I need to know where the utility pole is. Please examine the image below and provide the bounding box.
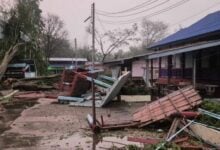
[91,3,96,128]
[74,38,78,69]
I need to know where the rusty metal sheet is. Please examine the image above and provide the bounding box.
[69,72,131,107]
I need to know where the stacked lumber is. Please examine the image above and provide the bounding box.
[133,86,202,127]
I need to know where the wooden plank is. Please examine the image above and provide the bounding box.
[147,104,154,121]
[137,96,201,123]
[158,100,168,118]
[167,95,180,112]
[134,90,200,120]
[133,91,199,121]
[133,87,202,126]
[134,87,194,114]
[178,87,193,108]
[166,118,181,140]
[127,137,160,144]
[139,100,202,125]
[189,123,220,147]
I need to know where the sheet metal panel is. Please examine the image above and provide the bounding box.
[150,11,220,48]
[148,40,220,59]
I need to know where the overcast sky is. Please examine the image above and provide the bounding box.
[0,0,200,48]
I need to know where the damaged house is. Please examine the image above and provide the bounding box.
[104,11,220,97]
[147,11,220,96]
[103,53,157,87]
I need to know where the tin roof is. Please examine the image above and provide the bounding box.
[150,11,220,49]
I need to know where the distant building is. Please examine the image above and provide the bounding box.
[103,52,155,87]
[48,57,88,74]
[5,59,37,79]
[85,62,103,71]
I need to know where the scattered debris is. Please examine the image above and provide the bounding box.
[133,86,202,127]
[0,90,19,101]
[198,100,220,127]
[189,122,220,148]
[59,69,93,95]
[166,118,181,140]
[70,72,130,107]
[12,74,60,91]
[120,95,151,102]
[156,120,195,150]
[14,91,46,100]
[127,137,160,144]
[198,108,220,120]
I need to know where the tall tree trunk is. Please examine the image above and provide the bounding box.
[0,43,23,81]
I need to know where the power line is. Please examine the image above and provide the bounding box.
[170,2,220,27]
[96,0,169,18]
[96,15,107,33]
[98,0,190,25]
[96,0,158,15]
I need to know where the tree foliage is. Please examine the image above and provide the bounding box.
[141,18,168,47]
[41,13,70,62]
[87,23,138,62]
[0,0,45,80]
[85,18,168,62]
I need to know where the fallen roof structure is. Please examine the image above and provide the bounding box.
[58,69,131,107]
[68,71,131,107]
[133,86,202,127]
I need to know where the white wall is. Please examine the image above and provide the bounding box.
[132,60,146,77]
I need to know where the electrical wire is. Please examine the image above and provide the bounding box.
[96,15,107,33]
[98,0,190,25]
[170,2,220,27]
[96,0,158,15]
[96,0,169,18]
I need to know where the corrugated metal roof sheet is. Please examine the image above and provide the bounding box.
[148,40,220,59]
[150,11,220,48]
[49,58,88,62]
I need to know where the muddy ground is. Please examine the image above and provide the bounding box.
[0,97,165,150]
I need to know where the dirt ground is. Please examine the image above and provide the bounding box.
[0,96,165,150]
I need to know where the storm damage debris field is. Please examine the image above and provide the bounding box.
[0,97,149,149]
[133,86,202,127]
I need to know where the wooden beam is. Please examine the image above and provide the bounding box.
[193,56,196,88]
[159,57,162,78]
[181,53,185,78]
[150,59,153,83]
[168,55,172,84]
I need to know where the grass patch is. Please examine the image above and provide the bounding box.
[197,100,220,127]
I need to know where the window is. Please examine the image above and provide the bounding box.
[30,65,36,72]
[173,54,181,68]
[161,57,168,68]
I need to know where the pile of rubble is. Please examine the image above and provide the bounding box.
[86,86,220,149]
[58,69,130,107]
[1,69,219,149]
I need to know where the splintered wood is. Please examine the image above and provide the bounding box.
[133,86,202,127]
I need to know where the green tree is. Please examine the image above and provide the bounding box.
[0,0,45,80]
